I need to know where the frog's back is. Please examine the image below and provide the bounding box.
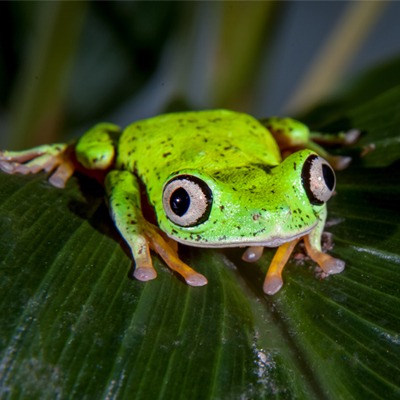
[117,109,281,183]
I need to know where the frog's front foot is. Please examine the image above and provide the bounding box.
[145,226,208,286]
[0,144,74,188]
[243,233,345,295]
[131,231,209,286]
[304,236,345,274]
[262,239,301,296]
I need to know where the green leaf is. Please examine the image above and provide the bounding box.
[1,65,400,399]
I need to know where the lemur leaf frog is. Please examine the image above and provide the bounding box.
[0,110,358,295]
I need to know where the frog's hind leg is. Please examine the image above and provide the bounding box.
[0,144,74,188]
[260,117,360,170]
[105,170,208,287]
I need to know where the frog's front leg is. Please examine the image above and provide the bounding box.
[303,206,345,275]
[105,170,208,286]
[0,143,74,188]
[244,206,344,296]
[261,117,359,170]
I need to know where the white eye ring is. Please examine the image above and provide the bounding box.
[162,175,213,227]
[302,155,336,204]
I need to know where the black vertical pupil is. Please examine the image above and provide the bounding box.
[322,164,335,191]
[170,188,190,216]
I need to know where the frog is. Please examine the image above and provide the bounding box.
[0,110,357,295]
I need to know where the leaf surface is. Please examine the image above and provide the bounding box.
[1,62,400,399]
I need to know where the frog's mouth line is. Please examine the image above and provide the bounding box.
[168,224,316,249]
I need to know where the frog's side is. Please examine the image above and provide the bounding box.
[0,110,353,295]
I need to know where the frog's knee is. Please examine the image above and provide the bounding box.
[261,117,310,149]
[76,123,120,170]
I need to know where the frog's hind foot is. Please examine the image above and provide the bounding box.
[0,144,74,188]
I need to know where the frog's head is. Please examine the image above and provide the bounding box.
[157,150,336,248]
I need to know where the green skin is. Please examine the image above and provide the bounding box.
[0,109,345,295]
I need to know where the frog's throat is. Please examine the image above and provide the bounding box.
[167,224,316,249]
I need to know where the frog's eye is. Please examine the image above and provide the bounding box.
[162,175,213,227]
[302,155,336,205]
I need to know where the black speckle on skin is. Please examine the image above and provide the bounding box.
[294,162,297,170]
[219,205,225,212]
[237,226,241,230]
[218,235,227,241]
[163,152,172,158]
[232,187,237,191]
